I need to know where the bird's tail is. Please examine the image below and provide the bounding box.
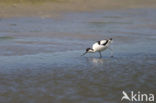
[109,38,113,43]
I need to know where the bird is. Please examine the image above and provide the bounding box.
[81,38,113,58]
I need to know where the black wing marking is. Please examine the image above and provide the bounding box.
[97,41,101,45]
[102,40,109,46]
[97,40,109,45]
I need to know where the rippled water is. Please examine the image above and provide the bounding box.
[0,8,156,103]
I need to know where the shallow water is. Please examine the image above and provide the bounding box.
[0,8,156,103]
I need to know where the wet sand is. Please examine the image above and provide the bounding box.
[0,1,156,103]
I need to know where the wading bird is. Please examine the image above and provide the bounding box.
[81,38,113,58]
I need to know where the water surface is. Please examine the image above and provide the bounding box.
[0,8,156,103]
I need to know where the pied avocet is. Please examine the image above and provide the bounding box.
[81,38,113,58]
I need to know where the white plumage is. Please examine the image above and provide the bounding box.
[81,38,113,58]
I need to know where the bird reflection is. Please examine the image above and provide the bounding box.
[85,57,106,65]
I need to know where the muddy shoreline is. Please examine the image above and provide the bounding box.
[0,0,156,18]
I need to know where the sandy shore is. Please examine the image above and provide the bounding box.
[0,0,156,18]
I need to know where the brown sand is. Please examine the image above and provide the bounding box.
[0,0,156,18]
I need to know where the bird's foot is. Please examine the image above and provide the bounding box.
[99,56,102,58]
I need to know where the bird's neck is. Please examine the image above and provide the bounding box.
[89,49,95,53]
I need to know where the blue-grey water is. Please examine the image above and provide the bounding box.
[0,8,156,103]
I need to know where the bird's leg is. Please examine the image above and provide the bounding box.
[108,47,113,57]
[99,52,102,58]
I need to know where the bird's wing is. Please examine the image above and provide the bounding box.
[100,40,108,46]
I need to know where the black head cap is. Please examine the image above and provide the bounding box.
[81,48,91,56]
[110,38,112,40]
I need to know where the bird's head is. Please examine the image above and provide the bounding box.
[81,48,94,56]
